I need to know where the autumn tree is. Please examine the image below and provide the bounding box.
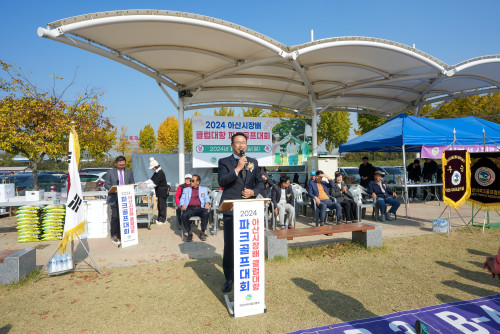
[214,107,235,116]
[428,93,500,123]
[242,107,268,117]
[139,124,156,153]
[115,126,131,156]
[317,111,351,154]
[157,116,178,153]
[355,113,386,135]
[0,60,116,189]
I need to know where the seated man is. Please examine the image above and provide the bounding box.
[180,174,211,242]
[367,170,400,221]
[331,173,358,223]
[271,175,295,230]
[175,174,192,229]
[307,170,342,225]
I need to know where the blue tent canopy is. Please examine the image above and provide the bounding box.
[339,114,500,153]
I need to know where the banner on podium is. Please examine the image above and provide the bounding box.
[117,185,139,248]
[233,200,266,317]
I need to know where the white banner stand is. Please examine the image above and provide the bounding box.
[117,185,139,248]
[220,198,268,317]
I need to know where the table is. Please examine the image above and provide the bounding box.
[0,199,56,217]
[391,183,443,217]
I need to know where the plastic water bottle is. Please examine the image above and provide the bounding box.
[48,257,55,273]
[66,253,73,270]
[397,175,402,185]
[61,254,68,271]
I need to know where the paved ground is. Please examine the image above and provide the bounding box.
[0,200,484,269]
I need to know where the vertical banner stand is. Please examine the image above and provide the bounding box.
[219,198,269,317]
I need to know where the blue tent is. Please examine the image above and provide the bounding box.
[339,114,500,153]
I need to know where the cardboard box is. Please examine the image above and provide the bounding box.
[0,184,15,202]
[26,190,45,201]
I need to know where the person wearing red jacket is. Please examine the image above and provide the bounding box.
[175,174,192,229]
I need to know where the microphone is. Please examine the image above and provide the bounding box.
[239,149,245,157]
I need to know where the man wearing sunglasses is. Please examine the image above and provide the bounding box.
[180,174,211,242]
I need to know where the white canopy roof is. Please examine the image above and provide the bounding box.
[38,9,500,118]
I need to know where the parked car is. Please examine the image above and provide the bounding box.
[60,173,105,191]
[79,168,111,177]
[8,173,65,196]
[339,167,361,184]
[376,166,404,184]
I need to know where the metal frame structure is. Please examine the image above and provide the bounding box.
[37,10,500,183]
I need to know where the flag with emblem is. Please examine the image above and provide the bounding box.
[442,150,471,209]
[59,127,85,253]
[467,152,500,211]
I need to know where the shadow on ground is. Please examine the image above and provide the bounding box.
[292,277,376,322]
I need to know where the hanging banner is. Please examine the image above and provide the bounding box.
[422,144,500,158]
[233,200,266,318]
[468,152,500,211]
[442,150,471,209]
[117,185,139,248]
[192,116,312,168]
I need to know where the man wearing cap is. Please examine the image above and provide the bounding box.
[104,156,135,247]
[359,157,375,188]
[407,159,421,201]
[367,170,400,221]
[218,132,264,293]
[143,157,169,225]
[180,174,211,242]
[175,174,192,229]
[305,170,316,191]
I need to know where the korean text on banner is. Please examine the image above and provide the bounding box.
[442,150,471,210]
[60,127,85,253]
[117,185,139,248]
[233,200,266,318]
[468,152,500,211]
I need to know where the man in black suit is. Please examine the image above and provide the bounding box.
[104,156,135,247]
[218,132,264,293]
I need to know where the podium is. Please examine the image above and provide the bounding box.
[219,198,269,317]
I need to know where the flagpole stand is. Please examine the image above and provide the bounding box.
[35,236,101,282]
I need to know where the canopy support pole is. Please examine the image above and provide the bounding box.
[311,100,318,157]
[178,98,185,185]
[402,144,409,217]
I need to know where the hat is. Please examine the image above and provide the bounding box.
[374,170,385,176]
[149,157,159,169]
[184,174,192,179]
[310,170,316,175]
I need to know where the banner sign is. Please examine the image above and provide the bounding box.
[117,185,139,248]
[421,144,500,158]
[233,200,265,317]
[192,116,312,168]
[468,152,500,211]
[442,150,471,209]
[289,294,500,334]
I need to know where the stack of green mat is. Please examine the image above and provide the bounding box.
[16,206,41,243]
[41,205,66,241]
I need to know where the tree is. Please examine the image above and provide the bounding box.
[139,124,156,153]
[184,111,202,153]
[214,107,235,116]
[242,107,267,117]
[317,111,351,154]
[355,113,386,135]
[115,126,131,156]
[157,116,178,153]
[0,61,116,190]
[429,93,500,123]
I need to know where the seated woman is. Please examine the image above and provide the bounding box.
[331,173,358,223]
[367,170,400,221]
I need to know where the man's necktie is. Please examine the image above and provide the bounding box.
[119,170,124,185]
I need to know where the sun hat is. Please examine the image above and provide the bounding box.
[184,174,193,179]
[310,170,316,175]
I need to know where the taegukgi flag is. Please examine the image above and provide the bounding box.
[59,127,85,253]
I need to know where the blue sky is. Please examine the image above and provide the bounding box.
[1,0,499,139]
